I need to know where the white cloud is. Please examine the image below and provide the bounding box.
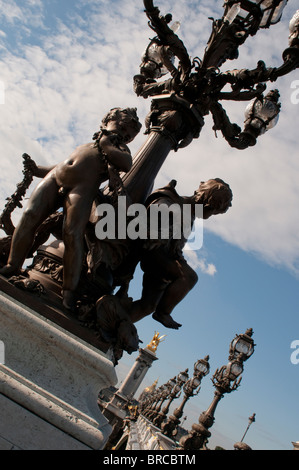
[183,245,217,276]
[0,1,23,22]
[0,0,44,29]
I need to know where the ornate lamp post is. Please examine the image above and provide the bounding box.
[233,413,256,450]
[143,384,168,418]
[179,329,255,450]
[153,369,189,428]
[161,356,210,439]
[146,378,176,421]
[139,385,162,415]
[125,0,299,206]
[241,412,256,442]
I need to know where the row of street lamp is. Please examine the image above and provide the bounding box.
[138,329,256,450]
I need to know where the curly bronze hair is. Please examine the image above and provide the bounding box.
[197,178,233,215]
[101,107,142,133]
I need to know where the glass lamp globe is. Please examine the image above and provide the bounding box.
[232,337,251,355]
[194,356,210,376]
[230,329,255,360]
[191,376,201,389]
[226,361,244,380]
[141,40,175,80]
[178,370,189,384]
[245,90,280,134]
[289,10,299,47]
[224,0,288,29]
[169,378,177,389]
[258,0,288,28]
[230,361,243,377]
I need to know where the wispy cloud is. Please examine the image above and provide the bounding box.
[184,247,217,276]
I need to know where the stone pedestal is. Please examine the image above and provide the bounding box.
[101,346,158,449]
[118,346,158,400]
[103,346,158,418]
[0,281,118,450]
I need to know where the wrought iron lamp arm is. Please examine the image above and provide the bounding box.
[209,101,254,150]
[210,84,281,151]
[219,54,299,94]
[217,83,267,102]
[143,0,191,80]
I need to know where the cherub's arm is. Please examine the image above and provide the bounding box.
[100,134,132,172]
[23,156,55,178]
[33,165,55,178]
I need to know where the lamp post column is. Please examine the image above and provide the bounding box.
[147,379,175,422]
[161,356,210,439]
[180,329,255,450]
[241,413,256,443]
[153,369,189,428]
[121,96,204,204]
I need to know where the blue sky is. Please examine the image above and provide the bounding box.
[0,0,298,450]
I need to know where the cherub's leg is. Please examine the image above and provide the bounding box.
[0,177,61,275]
[153,261,198,329]
[130,250,184,327]
[62,187,94,310]
[129,271,167,323]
